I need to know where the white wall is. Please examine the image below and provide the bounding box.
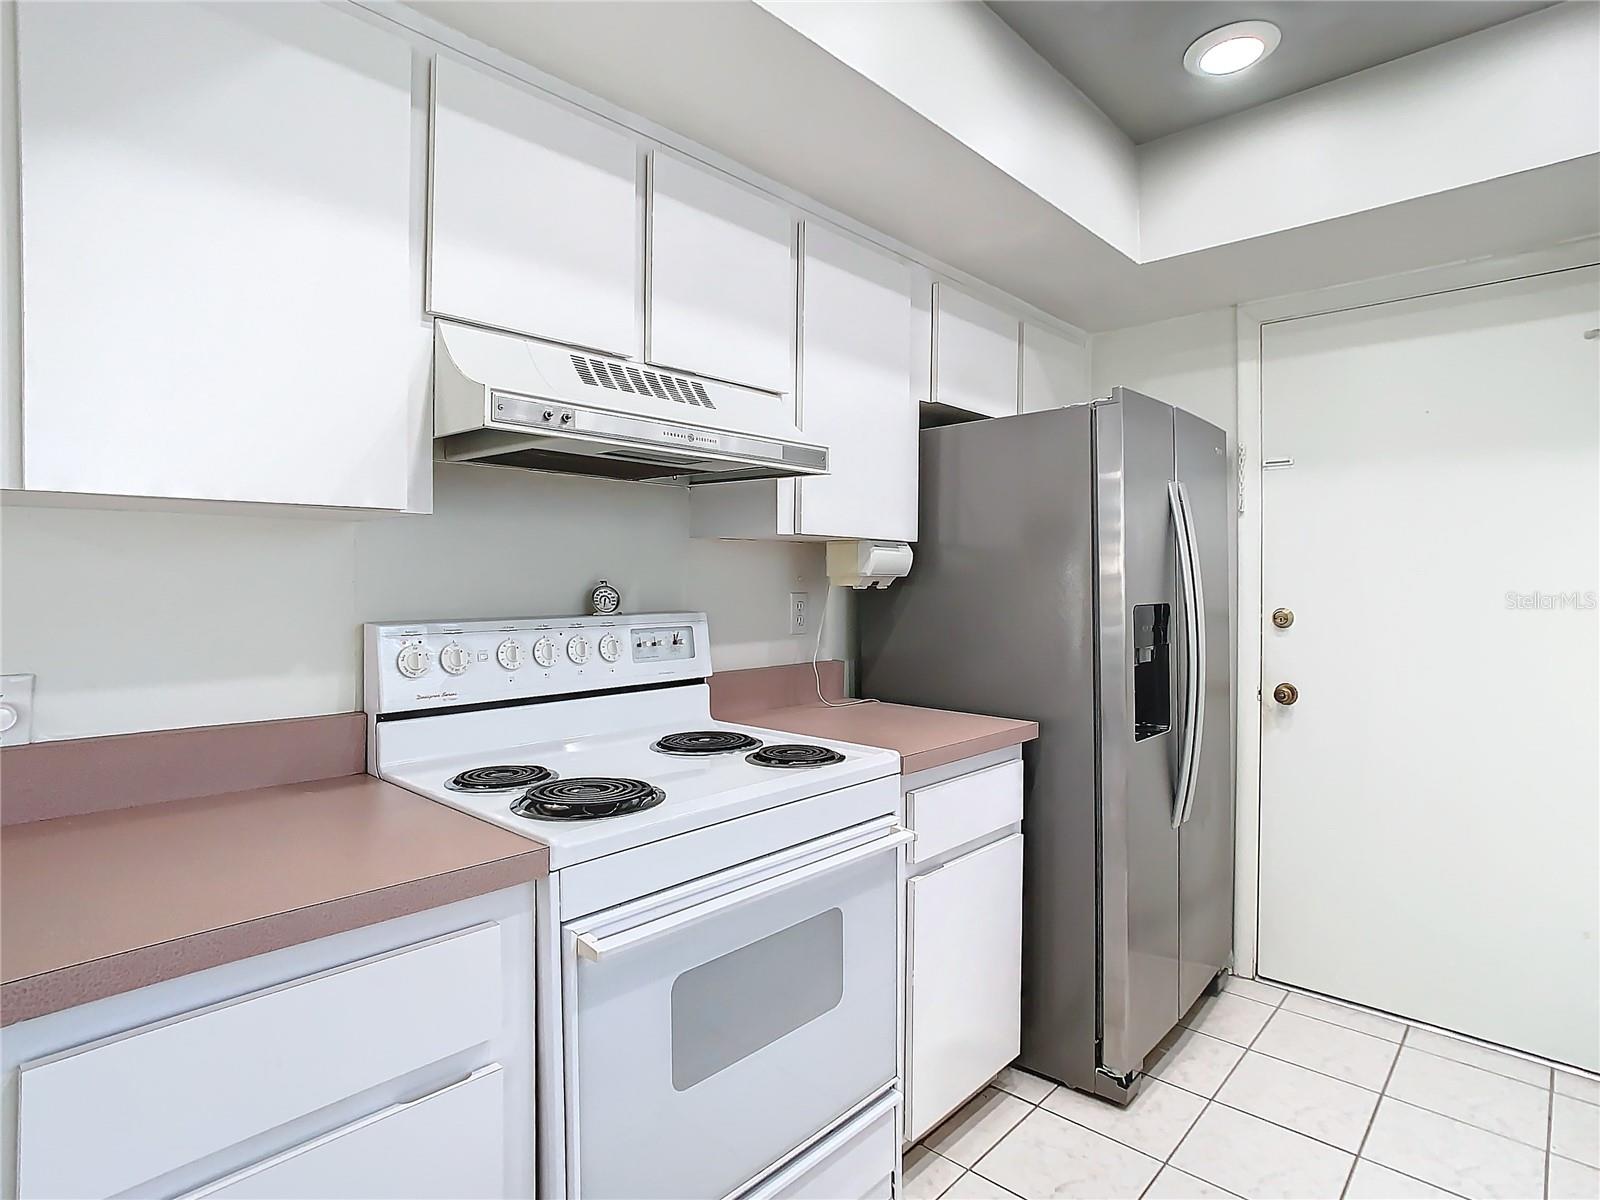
[1091,308,1238,437]
[1091,305,1239,639]
[1139,3,1600,261]
[0,464,849,740]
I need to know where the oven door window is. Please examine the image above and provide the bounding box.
[672,907,844,1090]
[565,836,899,1200]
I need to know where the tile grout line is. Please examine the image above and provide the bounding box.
[1143,982,1283,1198]
[1268,977,1593,1090]
[1157,1025,1555,1156]
[969,994,1570,1200]
[952,1073,1057,1198]
[956,1010,1578,1200]
[1339,1022,1407,1199]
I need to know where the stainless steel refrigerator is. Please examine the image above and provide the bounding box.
[860,388,1233,1104]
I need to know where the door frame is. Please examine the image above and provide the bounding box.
[1230,236,1600,978]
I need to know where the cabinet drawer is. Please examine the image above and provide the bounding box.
[742,1092,897,1200]
[907,759,1023,863]
[184,1067,505,1200]
[18,925,503,1199]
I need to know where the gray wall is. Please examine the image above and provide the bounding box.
[0,464,847,740]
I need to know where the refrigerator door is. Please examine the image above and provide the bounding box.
[1174,408,1235,1011]
[859,406,1102,1092]
[1094,391,1182,1090]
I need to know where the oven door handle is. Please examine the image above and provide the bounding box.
[573,829,914,963]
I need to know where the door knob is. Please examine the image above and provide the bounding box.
[1272,608,1294,629]
[1273,682,1299,706]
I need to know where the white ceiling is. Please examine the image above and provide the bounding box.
[988,1,1555,143]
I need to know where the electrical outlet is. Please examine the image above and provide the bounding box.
[789,591,808,635]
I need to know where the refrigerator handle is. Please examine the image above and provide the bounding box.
[1168,480,1207,828]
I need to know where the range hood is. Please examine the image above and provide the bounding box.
[433,321,828,485]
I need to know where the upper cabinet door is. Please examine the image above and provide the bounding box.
[15,3,416,508]
[648,151,794,394]
[429,57,639,358]
[1021,321,1091,412]
[797,225,916,543]
[932,283,1020,419]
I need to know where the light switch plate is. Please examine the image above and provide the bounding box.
[1,673,35,746]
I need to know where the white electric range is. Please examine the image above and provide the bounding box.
[364,613,906,1200]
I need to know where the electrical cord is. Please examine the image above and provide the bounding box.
[812,584,878,708]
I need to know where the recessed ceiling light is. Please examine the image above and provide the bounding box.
[1184,20,1281,77]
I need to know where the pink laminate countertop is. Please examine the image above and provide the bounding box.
[0,775,548,1025]
[748,700,1038,775]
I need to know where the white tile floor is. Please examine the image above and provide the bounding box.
[903,977,1600,1200]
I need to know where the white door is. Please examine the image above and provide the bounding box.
[931,283,1018,419]
[906,834,1023,1142]
[1257,266,1600,1070]
[16,2,418,509]
[428,57,639,357]
[796,223,916,542]
[648,150,794,393]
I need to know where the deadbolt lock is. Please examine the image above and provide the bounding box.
[1272,608,1295,629]
[1273,682,1300,706]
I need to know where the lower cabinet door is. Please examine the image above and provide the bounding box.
[907,835,1024,1143]
[183,1067,505,1200]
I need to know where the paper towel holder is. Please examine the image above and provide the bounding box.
[827,541,913,589]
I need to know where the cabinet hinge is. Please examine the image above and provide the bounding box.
[1236,444,1248,515]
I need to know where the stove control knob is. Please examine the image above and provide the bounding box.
[439,642,471,676]
[598,633,622,663]
[566,635,591,665]
[497,638,524,671]
[532,637,557,669]
[396,643,431,679]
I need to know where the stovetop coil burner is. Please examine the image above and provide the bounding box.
[652,730,764,757]
[446,764,556,792]
[745,744,846,770]
[511,777,666,821]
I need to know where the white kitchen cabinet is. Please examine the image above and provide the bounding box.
[428,56,640,357]
[690,222,915,542]
[795,225,916,541]
[930,283,1020,419]
[13,2,426,510]
[901,749,1025,1145]
[184,1068,505,1200]
[906,759,1024,865]
[907,836,1024,1143]
[0,5,17,491]
[649,150,794,394]
[1,886,536,1200]
[1021,321,1092,412]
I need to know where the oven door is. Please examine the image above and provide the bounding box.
[561,818,908,1200]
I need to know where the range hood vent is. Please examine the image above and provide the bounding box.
[433,321,826,486]
[572,355,716,409]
